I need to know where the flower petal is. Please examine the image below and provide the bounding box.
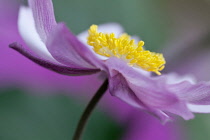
[166,73,196,85]
[149,110,172,124]
[106,58,178,108]
[180,82,210,105]
[18,6,54,61]
[108,72,146,108]
[28,0,57,42]
[46,23,105,69]
[105,57,194,120]
[166,74,210,105]
[187,104,210,113]
[9,43,100,75]
[108,69,172,123]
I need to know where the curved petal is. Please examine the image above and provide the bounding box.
[28,0,57,42]
[108,72,146,108]
[148,110,172,124]
[166,76,210,105]
[10,43,100,75]
[106,58,179,108]
[108,70,172,123]
[18,6,55,61]
[162,101,194,120]
[181,82,210,105]
[105,57,194,120]
[46,23,105,69]
[166,73,196,85]
[187,104,210,113]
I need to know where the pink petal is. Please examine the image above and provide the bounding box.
[108,70,172,123]
[167,77,210,105]
[10,42,100,75]
[187,104,210,113]
[108,72,146,108]
[28,0,57,42]
[18,6,55,61]
[105,57,194,120]
[106,58,178,108]
[46,23,105,69]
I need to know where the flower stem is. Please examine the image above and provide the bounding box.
[72,79,109,140]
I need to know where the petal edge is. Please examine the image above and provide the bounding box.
[9,42,100,75]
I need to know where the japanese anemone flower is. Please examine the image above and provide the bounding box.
[1,1,180,140]
[10,0,210,123]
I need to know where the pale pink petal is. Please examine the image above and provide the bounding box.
[187,104,210,113]
[28,0,57,42]
[105,57,194,121]
[46,23,105,69]
[10,42,100,75]
[18,6,55,61]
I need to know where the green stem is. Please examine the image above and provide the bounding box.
[72,79,109,140]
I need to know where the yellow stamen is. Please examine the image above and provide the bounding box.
[87,25,166,75]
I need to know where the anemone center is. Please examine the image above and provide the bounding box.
[87,25,165,75]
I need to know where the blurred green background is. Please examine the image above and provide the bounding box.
[1,0,210,140]
[53,0,171,52]
[0,88,122,140]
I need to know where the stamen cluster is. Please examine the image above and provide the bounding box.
[87,25,165,75]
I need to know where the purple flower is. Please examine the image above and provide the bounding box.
[10,0,210,123]
[1,1,181,140]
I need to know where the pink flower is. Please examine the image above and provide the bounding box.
[10,0,210,123]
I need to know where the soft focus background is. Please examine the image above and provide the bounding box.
[1,0,210,139]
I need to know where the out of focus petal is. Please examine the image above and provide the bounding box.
[187,104,210,113]
[180,82,210,105]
